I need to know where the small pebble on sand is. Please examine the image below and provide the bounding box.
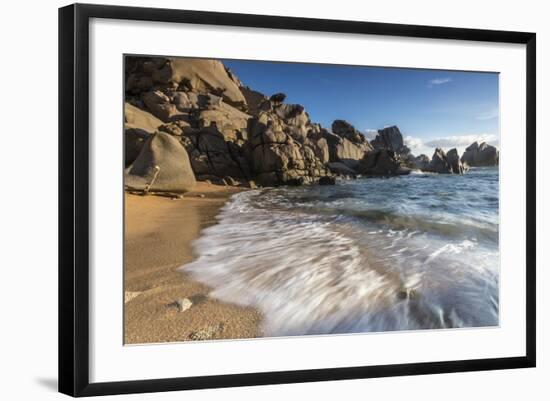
[175,298,193,312]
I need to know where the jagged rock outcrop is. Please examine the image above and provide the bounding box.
[332,120,365,143]
[247,110,328,186]
[125,129,150,167]
[327,162,358,176]
[196,102,251,141]
[427,148,452,174]
[270,93,287,104]
[124,102,163,133]
[319,176,337,185]
[426,148,467,174]
[124,56,474,189]
[125,132,196,193]
[461,142,499,166]
[447,148,468,174]
[125,57,247,110]
[323,120,373,170]
[240,87,268,117]
[180,123,252,180]
[124,103,164,166]
[357,149,409,176]
[370,125,411,157]
[411,154,430,171]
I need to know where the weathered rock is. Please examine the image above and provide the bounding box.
[125,128,150,167]
[225,67,243,87]
[322,121,373,170]
[461,141,499,166]
[447,148,468,174]
[427,148,453,174]
[328,161,358,176]
[125,132,196,193]
[323,131,372,169]
[411,154,430,170]
[331,120,366,144]
[126,57,247,110]
[124,102,163,133]
[319,176,337,185]
[181,124,252,180]
[370,125,411,157]
[240,87,267,117]
[197,103,251,141]
[269,92,287,104]
[128,57,438,186]
[247,111,327,186]
[251,140,320,183]
[304,136,330,164]
[172,91,222,111]
[272,103,310,140]
[358,149,407,176]
[142,90,180,121]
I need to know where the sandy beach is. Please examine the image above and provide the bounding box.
[124,182,262,344]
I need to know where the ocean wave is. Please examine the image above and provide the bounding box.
[180,188,499,336]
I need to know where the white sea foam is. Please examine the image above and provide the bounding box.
[180,184,499,336]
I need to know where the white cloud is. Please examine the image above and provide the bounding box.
[428,77,452,87]
[403,134,499,158]
[404,135,424,151]
[425,134,498,148]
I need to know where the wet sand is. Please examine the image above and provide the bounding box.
[124,182,262,344]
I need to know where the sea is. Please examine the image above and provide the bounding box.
[181,167,499,337]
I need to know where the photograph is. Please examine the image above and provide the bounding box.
[123,55,500,345]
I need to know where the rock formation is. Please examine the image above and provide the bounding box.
[427,148,452,174]
[447,148,468,174]
[125,128,150,167]
[426,148,467,174]
[124,102,163,133]
[125,132,196,193]
[370,125,411,157]
[357,149,409,176]
[247,103,328,186]
[322,120,373,171]
[124,56,474,191]
[411,154,430,171]
[327,161,358,176]
[126,57,247,110]
[461,142,499,167]
[318,176,337,185]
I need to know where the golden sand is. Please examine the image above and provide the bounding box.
[124,182,262,344]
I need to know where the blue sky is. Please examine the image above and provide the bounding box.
[224,59,499,157]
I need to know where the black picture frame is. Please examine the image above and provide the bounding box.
[58,3,536,397]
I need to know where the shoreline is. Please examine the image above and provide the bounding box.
[124,182,262,344]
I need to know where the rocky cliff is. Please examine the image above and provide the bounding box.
[124,56,491,192]
[461,141,499,167]
[425,148,468,174]
[370,125,411,157]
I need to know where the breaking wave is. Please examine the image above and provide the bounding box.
[180,168,499,336]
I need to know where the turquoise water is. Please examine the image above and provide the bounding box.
[181,168,499,336]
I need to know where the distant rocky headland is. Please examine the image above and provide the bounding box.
[124,57,499,193]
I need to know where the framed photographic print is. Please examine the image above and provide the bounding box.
[58,3,536,397]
